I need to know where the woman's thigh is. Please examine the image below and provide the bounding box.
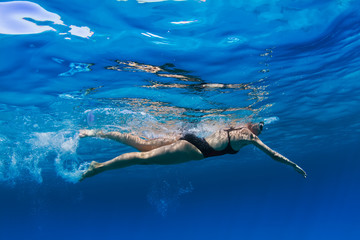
[140,140,204,165]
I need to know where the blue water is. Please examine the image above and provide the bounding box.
[1,0,360,239]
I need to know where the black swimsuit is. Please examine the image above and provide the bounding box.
[180,128,243,158]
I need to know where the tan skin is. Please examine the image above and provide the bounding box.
[79,123,307,181]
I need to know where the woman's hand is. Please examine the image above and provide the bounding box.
[293,164,307,178]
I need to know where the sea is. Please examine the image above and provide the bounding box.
[0,0,359,239]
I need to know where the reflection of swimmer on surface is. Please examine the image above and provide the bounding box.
[79,122,306,181]
[106,60,201,82]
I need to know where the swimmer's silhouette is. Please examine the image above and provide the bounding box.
[79,122,306,181]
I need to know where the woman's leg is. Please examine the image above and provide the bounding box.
[79,129,178,152]
[80,140,204,181]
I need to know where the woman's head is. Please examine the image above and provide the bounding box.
[247,122,264,136]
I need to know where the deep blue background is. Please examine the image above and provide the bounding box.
[0,0,360,239]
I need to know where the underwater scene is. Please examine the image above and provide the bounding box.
[0,0,359,239]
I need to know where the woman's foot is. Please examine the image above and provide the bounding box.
[79,161,103,181]
[79,129,97,138]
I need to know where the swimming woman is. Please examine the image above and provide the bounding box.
[79,122,306,181]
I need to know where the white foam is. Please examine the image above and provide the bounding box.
[54,153,89,183]
[9,153,20,180]
[24,153,43,183]
[264,116,280,125]
[20,130,84,183]
[61,136,79,153]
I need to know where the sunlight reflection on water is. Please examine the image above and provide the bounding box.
[0,1,93,38]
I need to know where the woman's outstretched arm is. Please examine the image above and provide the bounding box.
[252,137,307,178]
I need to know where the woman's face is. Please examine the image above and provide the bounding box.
[248,122,264,136]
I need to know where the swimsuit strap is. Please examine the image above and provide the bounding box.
[222,128,241,154]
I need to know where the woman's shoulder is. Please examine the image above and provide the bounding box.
[229,127,257,141]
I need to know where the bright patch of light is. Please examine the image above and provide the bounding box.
[68,25,94,39]
[0,1,94,39]
[0,1,64,35]
[141,32,165,39]
[171,20,198,25]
